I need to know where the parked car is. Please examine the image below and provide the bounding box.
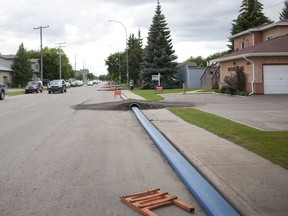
[75,80,83,87]
[42,79,50,86]
[65,81,71,88]
[48,79,67,94]
[0,82,7,100]
[25,81,43,94]
[87,81,94,86]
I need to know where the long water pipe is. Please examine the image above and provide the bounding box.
[124,96,240,216]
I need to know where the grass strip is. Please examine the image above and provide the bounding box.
[168,107,288,170]
[131,88,199,101]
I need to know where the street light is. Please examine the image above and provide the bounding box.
[108,20,129,89]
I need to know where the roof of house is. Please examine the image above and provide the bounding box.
[30,59,39,63]
[211,33,288,63]
[0,54,16,60]
[177,62,198,67]
[229,18,288,39]
[0,65,13,72]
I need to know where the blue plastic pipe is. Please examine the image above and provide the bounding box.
[131,106,240,216]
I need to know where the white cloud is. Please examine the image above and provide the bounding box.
[0,0,282,76]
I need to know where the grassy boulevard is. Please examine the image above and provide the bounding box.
[132,88,288,170]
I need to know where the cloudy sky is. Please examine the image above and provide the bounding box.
[0,0,284,76]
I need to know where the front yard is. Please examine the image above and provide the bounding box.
[133,89,288,170]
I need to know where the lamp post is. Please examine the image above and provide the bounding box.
[108,20,129,89]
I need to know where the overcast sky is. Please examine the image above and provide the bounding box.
[0,0,284,76]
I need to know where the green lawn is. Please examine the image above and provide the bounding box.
[131,88,199,101]
[131,89,288,169]
[168,107,288,170]
[6,88,25,96]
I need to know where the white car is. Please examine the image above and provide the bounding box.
[65,81,71,88]
[87,81,94,86]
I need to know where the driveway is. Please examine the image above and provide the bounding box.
[163,93,288,131]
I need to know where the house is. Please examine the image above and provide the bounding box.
[177,62,205,88]
[0,55,41,85]
[0,55,14,84]
[209,18,288,94]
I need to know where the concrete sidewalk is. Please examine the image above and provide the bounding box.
[122,90,288,216]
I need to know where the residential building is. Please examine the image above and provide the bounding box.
[0,55,14,85]
[209,18,288,94]
[0,54,41,85]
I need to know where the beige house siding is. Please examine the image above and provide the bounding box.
[233,27,288,51]
[233,34,253,51]
[262,27,288,41]
[219,56,288,94]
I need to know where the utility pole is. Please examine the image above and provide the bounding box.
[55,42,66,79]
[33,25,49,82]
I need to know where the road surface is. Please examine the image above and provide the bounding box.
[0,83,205,216]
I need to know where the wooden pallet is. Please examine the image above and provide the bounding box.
[120,188,194,216]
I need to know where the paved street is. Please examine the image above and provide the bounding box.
[0,83,205,216]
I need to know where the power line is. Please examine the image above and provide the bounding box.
[55,42,66,79]
[34,25,49,81]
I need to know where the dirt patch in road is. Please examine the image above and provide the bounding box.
[72,99,195,111]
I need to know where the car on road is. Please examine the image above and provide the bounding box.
[75,80,83,87]
[0,82,7,100]
[42,79,50,86]
[65,81,71,88]
[87,81,94,86]
[48,79,67,94]
[25,81,43,94]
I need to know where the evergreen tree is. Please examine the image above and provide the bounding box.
[140,1,177,88]
[229,0,272,50]
[11,43,33,87]
[128,31,143,85]
[280,0,288,20]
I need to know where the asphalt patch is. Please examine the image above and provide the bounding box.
[72,99,195,111]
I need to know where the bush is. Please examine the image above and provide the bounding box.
[223,66,247,95]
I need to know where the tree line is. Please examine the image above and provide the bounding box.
[11,0,288,88]
[105,0,288,89]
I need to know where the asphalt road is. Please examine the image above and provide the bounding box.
[0,83,205,216]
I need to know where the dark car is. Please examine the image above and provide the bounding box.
[25,81,44,94]
[0,82,7,100]
[48,79,67,94]
[42,79,50,86]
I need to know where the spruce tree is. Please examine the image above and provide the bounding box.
[128,31,143,85]
[140,1,177,88]
[280,0,288,20]
[11,43,33,87]
[229,0,272,50]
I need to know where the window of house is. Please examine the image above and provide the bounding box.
[267,35,273,40]
[3,76,8,83]
[240,41,245,49]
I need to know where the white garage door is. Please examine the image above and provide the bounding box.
[264,65,288,94]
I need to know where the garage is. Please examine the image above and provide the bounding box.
[263,65,288,94]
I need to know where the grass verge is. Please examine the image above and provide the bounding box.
[7,89,25,96]
[131,88,199,101]
[168,107,288,170]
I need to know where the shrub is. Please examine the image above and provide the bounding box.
[223,66,247,95]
